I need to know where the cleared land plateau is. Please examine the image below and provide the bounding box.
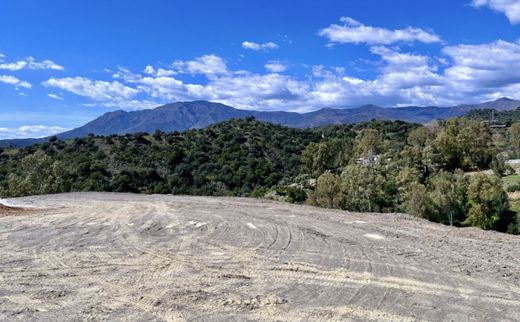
[0,193,519,321]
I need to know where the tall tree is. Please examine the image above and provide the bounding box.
[307,172,341,209]
[427,170,468,226]
[464,174,510,230]
[6,150,70,197]
[509,122,520,154]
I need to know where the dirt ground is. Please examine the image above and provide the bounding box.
[0,203,33,217]
[0,193,519,321]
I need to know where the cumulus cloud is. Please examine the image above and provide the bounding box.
[42,77,139,102]
[242,41,279,51]
[0,125,69,139]
[472,0,520,24]
[40,41,520,113]
[442,39,520,97]
[187,72,310,110]
[144,65,177,77]
[318,17,441,45]
[264,61,287,73]
[0,56,64,71]
[0,75,32,89]
[172,55,228,75]
[305,48,444,108]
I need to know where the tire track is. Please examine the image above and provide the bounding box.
[0,193,518,321]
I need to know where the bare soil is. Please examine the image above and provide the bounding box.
[0,203,33,217]
[0,193,518,321]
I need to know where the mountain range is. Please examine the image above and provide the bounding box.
[2,98,519,147]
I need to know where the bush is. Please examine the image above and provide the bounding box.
[285,186,307,203]
[506,184,520,192]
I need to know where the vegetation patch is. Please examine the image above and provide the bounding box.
[1,115,519,234]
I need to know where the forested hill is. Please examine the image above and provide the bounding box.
[0,118,415,196]
[1,117,518,234]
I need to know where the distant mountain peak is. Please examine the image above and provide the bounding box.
[2,98,520,148]
[155,100,233,111]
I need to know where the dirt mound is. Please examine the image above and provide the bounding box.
[0,192,518,321]
[0,203,29,217]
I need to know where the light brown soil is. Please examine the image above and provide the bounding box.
[0,193,518,321]
[0,203,33,217]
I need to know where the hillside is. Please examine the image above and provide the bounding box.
[2,98,519,148]
[465,107,520,125]
[0,118,417,197]
[1,117,518,234]
[0,193,518,321]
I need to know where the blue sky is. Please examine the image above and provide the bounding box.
[1,0,520,138]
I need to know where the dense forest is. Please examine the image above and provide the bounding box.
[1,115,519,234]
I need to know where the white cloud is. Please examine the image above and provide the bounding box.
[0,56,63,71]
[136,76,193,101]
[42,77,139,102]
[265,61,287,73]
[242,41,279,51]
[0,75,32,89]
[25,57,64,70]
[472,0,520,24]
[34,50,457,112]
[318,17,441,45]
[0,125,69,139]
[0,61,28,71]
[40,41,520,113]
[143,65,177,77]
[172,55,228,75]
[82,100,159,110]
[186,72,310,110]
[48,93,64,100]
[442,39,520,98]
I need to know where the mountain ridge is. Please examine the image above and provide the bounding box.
[2,98,519,147]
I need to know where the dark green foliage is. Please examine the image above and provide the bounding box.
[465,108,520,126]
[506,184,520,192]
[464,174,511,230]
[0,118,320,197]
[303,117,517,234]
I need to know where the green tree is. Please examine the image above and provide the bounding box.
[352,129,383,160]
[509,122,520,154]
[401,182,428,217]
[301,142,334,178]
[401,127,432,171]
[339,164,387,212]
[7,150,70,197]
[396,167,422,207]
[464,174,510,230]
[301,139,351,178]
[427,170,468,226]
[490,155,514,177]
[307,172,341,208]
[434,119,494,171]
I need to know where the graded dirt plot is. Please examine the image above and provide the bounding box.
[0,193,519,321]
